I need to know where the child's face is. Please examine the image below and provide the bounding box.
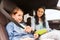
[37,8,44,18]
[12,10,23,23]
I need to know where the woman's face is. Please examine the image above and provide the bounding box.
[37,8,44,18]
[12,10,23,23]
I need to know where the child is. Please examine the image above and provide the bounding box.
[6,7,34,40]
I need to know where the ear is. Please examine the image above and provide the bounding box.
[11,14,15,18]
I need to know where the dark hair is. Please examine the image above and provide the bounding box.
[35,6,46,27]
[26,17,31,26]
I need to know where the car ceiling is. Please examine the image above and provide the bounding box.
[10,0,58,13]
[2,0,59,14]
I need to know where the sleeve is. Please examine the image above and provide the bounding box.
[31,17,36,31]
[6,22,34,40]
[6,22,20,40]
[6,22,14,40]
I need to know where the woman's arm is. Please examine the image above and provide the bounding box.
[31,17,36,31]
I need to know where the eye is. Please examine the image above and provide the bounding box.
[41,11,44,13]
[18,15,20,16]
[18,15,21,16]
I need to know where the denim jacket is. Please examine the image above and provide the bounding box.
[6,22,34,40]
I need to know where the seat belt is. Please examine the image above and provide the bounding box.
[0,2,24,29]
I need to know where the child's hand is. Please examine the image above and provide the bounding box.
[24,26,32,33]
[34,33,39,39]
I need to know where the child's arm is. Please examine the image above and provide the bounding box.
[24,26,32,33]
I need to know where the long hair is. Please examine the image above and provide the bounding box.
[35,6,46,27]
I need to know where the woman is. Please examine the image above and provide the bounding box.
[30,7,51,40]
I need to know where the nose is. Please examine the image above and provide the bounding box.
[19,16,22,20]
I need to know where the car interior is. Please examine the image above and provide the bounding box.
[0,0,60,40]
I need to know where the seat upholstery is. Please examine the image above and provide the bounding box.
[0,0,18,40]
[0,0,20,40]
[0,12,9,40]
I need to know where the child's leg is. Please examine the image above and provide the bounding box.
[20,38,34,40]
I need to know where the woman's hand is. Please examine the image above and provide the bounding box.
[24,26,32,33]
